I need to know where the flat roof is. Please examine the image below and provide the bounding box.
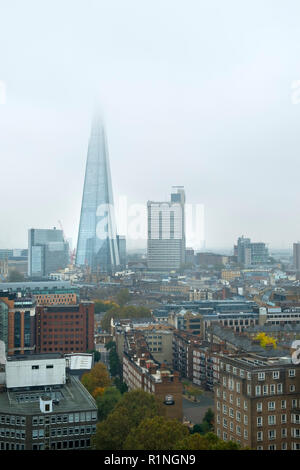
[0,375,97,415]
[7,353,63,362]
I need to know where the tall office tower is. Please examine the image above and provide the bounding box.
[147,187,186,271]
[28,228,69,278]
[237,236,269,266]
[117,235,127,269]
[293,242,300,272]
[76,117,119,274]
[237,236,251,265]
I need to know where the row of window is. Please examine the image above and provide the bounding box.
[0,442,25,450]
[220,363,296,380]
[48,439,91,450]
[32,412,97,425]
[216,431,292,450]
[0,429,26,439]
[0,416,25,426]
[255,383,297,395]
[258,370,296,380]
[33,425,96,439]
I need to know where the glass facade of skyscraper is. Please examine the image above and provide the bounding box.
[76,118,119,273]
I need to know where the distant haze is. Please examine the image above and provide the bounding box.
[1,0,300,252]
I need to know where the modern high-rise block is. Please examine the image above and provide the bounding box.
[293,242,300,272]
[147,187,185,271]
[76,117,119,274]
[117,235,127,269]
[28,228,69,278]
[236,236,269,266]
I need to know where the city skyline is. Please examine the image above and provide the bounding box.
[1,1,300,250]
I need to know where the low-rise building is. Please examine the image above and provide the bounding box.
[0,354,97,450]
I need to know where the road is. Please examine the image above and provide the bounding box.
[182,391,214,425]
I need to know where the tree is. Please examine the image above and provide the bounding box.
[176,432,243,450]
[124,416,190,450]
[94,300,119,313]
[81,362,111,395]
[116,288,130,307]
[96,386,122,421]
[8,270,24,282]
[87,349,101,362]
[92,390,162,450]
[101,305,152,332]
[191,408,214,435]
[114,376,128,394]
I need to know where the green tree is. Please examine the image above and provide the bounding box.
[92,390,162,450]
[81,362,111,395]
[96,386,122,421]
[114,376,128,394]
[176,432,243,450]
[87,350,101,362]
[116,288,130,307]
[124,416,190,450]
[101,305,152,332]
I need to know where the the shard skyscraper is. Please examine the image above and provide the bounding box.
[76,117,120,274]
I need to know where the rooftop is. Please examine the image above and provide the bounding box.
[0,375,97,415]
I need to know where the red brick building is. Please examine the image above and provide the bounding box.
[35,302,94,354]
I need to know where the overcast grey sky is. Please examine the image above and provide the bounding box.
[1,0,300,252]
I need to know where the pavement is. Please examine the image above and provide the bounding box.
[182,391,214,425]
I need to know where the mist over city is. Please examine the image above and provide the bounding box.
[0,0,299,457]
[1,1,300,252]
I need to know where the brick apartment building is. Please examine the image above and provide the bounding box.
[35,302,95,355]
[172,329,221,390]
[215,352,300,450]
[122,331,183,421]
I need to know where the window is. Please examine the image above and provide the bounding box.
[270,384,275,394]
[268,415,276,425]
[257,417,263,427]
[32,365,39,370]
[46,365,53,369]
[281,428,287,438]
[277,383,283,393]
[268,430,276,440]
[263,385,268,395]
[289,369,296,377]
[255,386,261,396]
[258,372,265,381]
[268,402,275,411]
[257,402,262,412]
[290,385,296,392]
[281,414,287,424]
[257,431,263,442]
[281,400,286,409]
[273,371,279,380]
